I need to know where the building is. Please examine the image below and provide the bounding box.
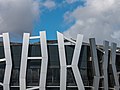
[0,32,119,90]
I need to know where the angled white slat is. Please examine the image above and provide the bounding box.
[64,36,76,44]
[20,33,30,90]
[2,33,12,90]
[103,41,109,90]
[89,38,100,90]
[39,31,48,90]
[57,31,85,90]
[111,43,119,90]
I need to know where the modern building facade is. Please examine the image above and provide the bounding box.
[0,31,119,90]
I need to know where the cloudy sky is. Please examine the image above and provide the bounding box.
[0,0,120,45]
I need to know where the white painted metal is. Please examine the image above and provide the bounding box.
[0,33,12,90]
[89,38,100,90]
[0,58,6,62]
[28,57,42,60]
[103,41,109,90]
[111,43,119,90]
[29,36,40,39]
[39,31,48,90]
[19,31,48,90]
[64,36,76,44]
[0,82,3,86]
[20,33,30,90]
[0,32,119,90]
[57,31,85,90]
[57,32,67,90]
[71,34,84,90]
[26,87,39,90]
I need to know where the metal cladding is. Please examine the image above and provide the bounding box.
[57,32,84,90]
[89,39,109,90]
[0,31,119,90]
[19,31,48,90]
[0,33,12,90]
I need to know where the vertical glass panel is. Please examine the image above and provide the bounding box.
[31,68,40,86]
[46,68,60,86]
[67,68,76,86]
[10,68,19,86]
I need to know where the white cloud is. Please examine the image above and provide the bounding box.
[66,0,78,4]
[64,11,74,23]
[0,0,39,42]
[43,0,56,9]
[64,0,120,45]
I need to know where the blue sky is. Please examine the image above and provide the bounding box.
[1,0,120,45]
[32,0,85,40]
